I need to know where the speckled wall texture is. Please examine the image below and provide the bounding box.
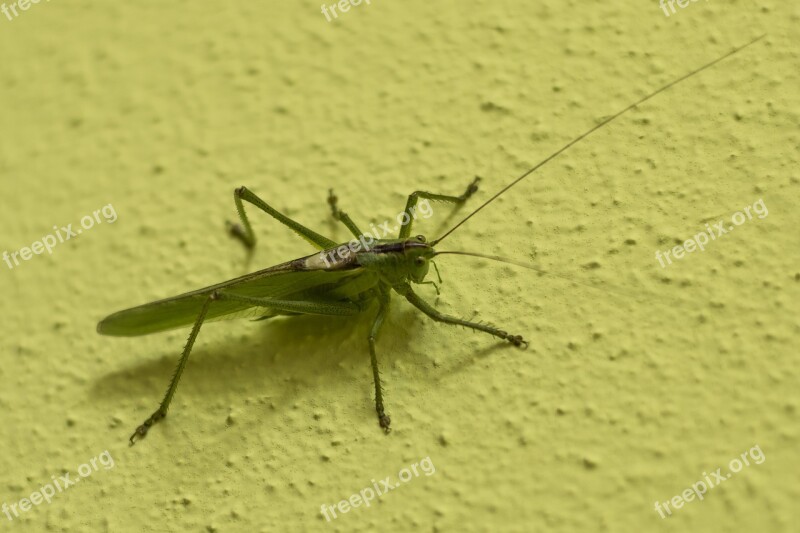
[0,1,797,532]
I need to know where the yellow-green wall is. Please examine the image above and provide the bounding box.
[0,1,797,531]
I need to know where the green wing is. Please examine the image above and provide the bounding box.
[97,261,368,337]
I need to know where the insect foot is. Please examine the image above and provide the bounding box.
[499,331,528,349]
[129,409,167,446]
[377,409,391,434]
[327,188,338,212]
[462,176,481,199]
[226,221,253,249]
[509,335,529,349]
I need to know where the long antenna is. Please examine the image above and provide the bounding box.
[435,250,640,301]
[433,34,767,245]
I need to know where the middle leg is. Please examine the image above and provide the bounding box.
[397,283,528,348]
[368,292,392,433]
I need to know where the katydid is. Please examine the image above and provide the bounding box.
[98,35,764,444]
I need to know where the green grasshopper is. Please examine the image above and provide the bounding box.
[98,36,763,444]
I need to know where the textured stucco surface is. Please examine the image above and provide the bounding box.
[0,1,797,532]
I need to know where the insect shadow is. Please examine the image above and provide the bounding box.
[92,298,434,428]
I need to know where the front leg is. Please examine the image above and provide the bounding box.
[396,283,528,348]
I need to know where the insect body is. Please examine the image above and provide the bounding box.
[98,36,764,444]
[99,181,527,443]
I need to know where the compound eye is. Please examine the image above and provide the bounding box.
[415,256,425,265]
[416,235,426,243]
